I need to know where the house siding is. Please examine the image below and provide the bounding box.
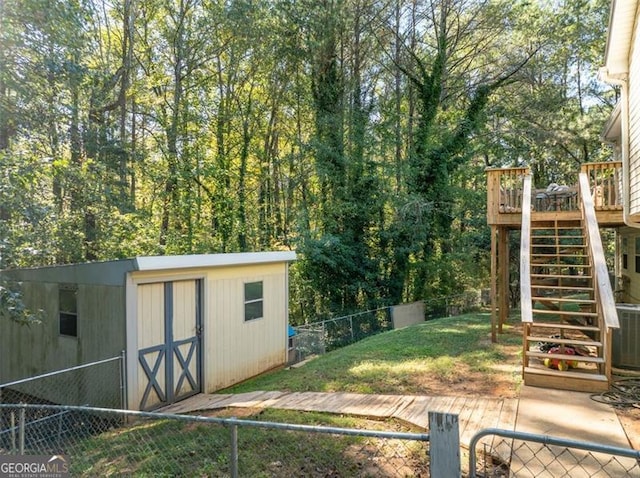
[628,7,640,215]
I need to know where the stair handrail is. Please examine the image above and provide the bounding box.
[578,173,620,330]
[520,174,532,323]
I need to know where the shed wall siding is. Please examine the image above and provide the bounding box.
[629,9,640,215]
[0,283,125,406]
[205,263,287,391]
[128,261,289,401]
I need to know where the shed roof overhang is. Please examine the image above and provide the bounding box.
[0,252,297,286]
[133,251,297,271]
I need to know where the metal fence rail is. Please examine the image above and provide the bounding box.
[0,403,432,477]
[0,353,125,410]
[469,427,640,477]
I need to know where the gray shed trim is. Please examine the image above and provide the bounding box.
[0,260,138,286]
[0,252,297,287]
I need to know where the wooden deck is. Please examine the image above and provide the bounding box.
[159,390,518,452]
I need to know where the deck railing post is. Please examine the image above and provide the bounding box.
[429,411,461,477]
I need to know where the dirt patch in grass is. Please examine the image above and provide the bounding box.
[403,323,523,399]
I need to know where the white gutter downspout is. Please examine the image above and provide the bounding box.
[599,68,640,229]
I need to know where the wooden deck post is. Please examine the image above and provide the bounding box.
[490,226,498,343]
[429,411,461,477]
[498,227,509,332]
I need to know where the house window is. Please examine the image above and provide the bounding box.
[244,281,263,321]
[636,237,640,274]
[59,286,78,337]
[622,237,628,270]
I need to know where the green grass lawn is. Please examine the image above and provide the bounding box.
[70,409,428,477]
[225,312,523,396]
[64,312,521,476]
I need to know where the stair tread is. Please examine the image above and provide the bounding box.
[530,243,587,249]
[531,235,585,241]
[526,336,603,347]
[531,273,591,279]
[532,285,593,291]
[526,322,601,332]
[531,251,589,259]
[531,263,591,268]
[532,309,598,317]
[531,297,595,304]
[523,366,608,381]
[531,227,582,231]
[526,351,604,363]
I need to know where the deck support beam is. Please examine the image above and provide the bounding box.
[498,227,510,332]
[491,226,498,342]
[491,226,510,342]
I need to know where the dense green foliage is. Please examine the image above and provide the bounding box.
[0,0,615,322]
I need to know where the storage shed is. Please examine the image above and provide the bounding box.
[0,252,296,410]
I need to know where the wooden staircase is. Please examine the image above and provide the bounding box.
[522,218,609,392]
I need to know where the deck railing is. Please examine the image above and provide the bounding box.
[578,172,619,380]
[487,162,623,221]
[486,167,528,216]
[520,175,533,370]
[581,162,622,210]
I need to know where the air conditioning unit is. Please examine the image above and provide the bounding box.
[613,304,640,370]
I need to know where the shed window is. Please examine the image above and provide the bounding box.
[244,281,263,321]
[59,287,78,337]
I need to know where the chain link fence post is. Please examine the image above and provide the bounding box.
[18,405,25,455]
[119,349,127,410]
[10,410,16,453]
[229,420,239,478]
[429,411,460,477]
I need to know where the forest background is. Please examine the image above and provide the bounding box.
[0,0,617,324]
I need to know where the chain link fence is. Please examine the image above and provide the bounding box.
[470,428,640,477]
[322,307,393,351]
[289,324,325,364]
[290,292,482,364]
[424,291,482,319]
[2,404,638,477]
[0,404,431,477]
[0,355,125,409]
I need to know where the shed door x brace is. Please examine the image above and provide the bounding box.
[138,280,202,410]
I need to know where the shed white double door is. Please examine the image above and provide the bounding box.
[137,279,202,410]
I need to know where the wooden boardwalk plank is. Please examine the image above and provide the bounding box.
[490,398,519,466]
[393,396,438,429]
[159,392,519,451]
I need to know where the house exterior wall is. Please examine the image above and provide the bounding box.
[618,228,640,302]
[629,8,640,215]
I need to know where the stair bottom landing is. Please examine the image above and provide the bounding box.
[523,365,609,393]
